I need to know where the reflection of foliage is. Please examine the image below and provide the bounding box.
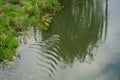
[31,34,60,80]
[42,0,108,64]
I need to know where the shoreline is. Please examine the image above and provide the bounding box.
[0,0,61,64]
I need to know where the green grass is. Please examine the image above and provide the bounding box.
[0,0,61,62]
[0,34,18,61]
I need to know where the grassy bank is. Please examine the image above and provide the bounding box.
[0,0,61,62]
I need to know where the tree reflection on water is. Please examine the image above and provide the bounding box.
[42,0,108,64]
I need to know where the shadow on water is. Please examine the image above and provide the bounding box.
[30,0,108,80]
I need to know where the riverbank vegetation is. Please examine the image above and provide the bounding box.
[0,0,61,63]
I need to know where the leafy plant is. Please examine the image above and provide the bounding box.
[41,14,53,30]
[8,0,20,4]
[44,0,61,12]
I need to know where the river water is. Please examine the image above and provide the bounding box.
[0,0,120,80]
